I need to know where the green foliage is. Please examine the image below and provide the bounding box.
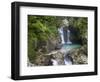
[28,15,88,63]
[28,38,37,63]
[68,17,88,44]
[28,15,60,63]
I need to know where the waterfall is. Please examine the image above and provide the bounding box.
[64,54,72,65]
[58,27,72,45]
[66,29,72,44]
[64,59,72,65]
[58,27,73,65]
[58,26,65,44]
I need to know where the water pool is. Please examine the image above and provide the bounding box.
[62,44,81,50]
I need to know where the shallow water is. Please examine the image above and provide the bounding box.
[62,44,81,50]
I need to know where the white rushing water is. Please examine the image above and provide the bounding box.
[64,54,72,65]
[58,26,65,44]
[66,29,72,44]
[58,27,72,65]
[64,59,72,65]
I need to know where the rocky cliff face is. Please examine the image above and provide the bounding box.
[38,36,61,53]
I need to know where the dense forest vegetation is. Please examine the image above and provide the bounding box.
[28,15,88,65]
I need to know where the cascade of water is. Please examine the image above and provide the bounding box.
[58,26,65,44]
[64,54,72,65]
[66,29,72,44]
[57,27,73,65]
[64,59,72,65]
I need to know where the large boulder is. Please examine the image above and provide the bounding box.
[68,45,88,64]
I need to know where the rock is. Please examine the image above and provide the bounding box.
[45,36,61,53]
[34,50,65,66]
[35,35,61,54]
[50,51,65,65]
[68,45,88,64]
[34,54,52,66]
[55,44,62,50]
